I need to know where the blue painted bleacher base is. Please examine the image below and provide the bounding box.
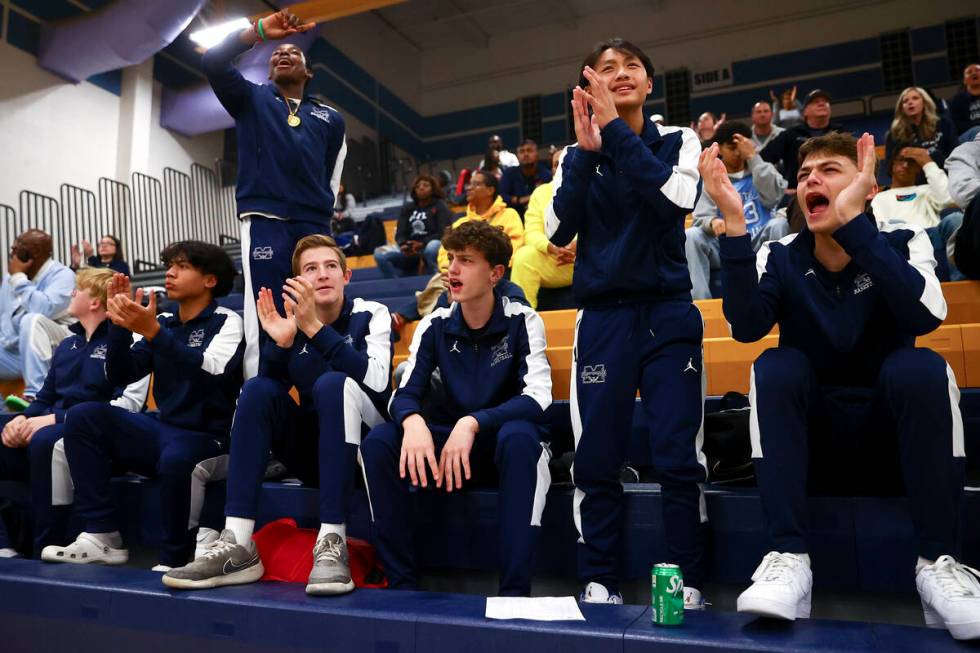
[0,558,974,653]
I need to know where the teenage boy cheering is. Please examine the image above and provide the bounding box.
[164,235,391,595]
[361,220,552,597]
[0,268,148,557]
[203,8,345,378]
[42,242,244,570]
[546,38,708,608]
[705,132,979,640]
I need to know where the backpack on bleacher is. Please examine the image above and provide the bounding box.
[344,212,386,257]
[702,392,755,486]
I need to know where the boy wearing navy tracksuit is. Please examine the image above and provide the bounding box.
[203,8,346,378]
[704,132,979,640]
[361,220,553,596]
[164,235,391,595]
[43,242,244,570]
[546,39,708,606]
[0,268,148,557]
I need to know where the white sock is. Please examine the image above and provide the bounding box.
[318,522,346,541]
[225,517,255,545]
[916,556,935,574]
[795,552,811,567]
[90,531,123,549]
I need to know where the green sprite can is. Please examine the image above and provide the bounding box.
[651,563,684,626]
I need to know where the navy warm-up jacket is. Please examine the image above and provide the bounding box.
[720,214,947,386]
[203,34,347,225]
[546,117,702,307]
[390,293,552,432]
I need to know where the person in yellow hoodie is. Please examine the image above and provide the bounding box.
[511,150,576,308]
[436,169,524,274]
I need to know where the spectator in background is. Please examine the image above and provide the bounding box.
[770,86,803,129]
[511,149,573,308]
[686,121,788,300]
[479,134,519,169]
[70,236,130,276]
[693,111,725,146]
[482,148,503,180]
[872,146,959,277]
[945,133,980,279]
[761,89,845,196]
[885,87,957,173]
[499,139,552,218]
[436,170,524,274]
[947,131,980,210]
[329,183,357,249]
[333,182,356,220]
[374,175,453,278]
[750,101,784,150]
[950,63,980,142]
[0,230,76,402]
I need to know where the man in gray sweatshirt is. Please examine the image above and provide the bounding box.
[686,121,788,299]
[945,132,980,278]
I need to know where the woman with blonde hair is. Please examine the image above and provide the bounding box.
[885,86,956,173]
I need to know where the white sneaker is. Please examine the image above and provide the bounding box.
[916,555,980,640]
[684,586,706,610]
[195,527,220,560]
[151,564,173,573]
[737,552,812,620]
[0,547,19,559]
[40,532,128,565]
[580,582,623,604]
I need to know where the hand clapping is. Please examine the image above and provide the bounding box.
[106,280,161,339]
[256,287,297,348]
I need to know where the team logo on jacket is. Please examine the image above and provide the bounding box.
[490,336,512,367]
[450,340,461,354]
[310,107,332,123]
[852,273,873,295]
[581,364,607,384]
[252,246,274,260]
[188,329,206,347]
[90,345,107,360]
[299,344,309,355]
[344,334,353,346]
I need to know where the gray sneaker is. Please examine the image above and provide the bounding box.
[306,533,355,596]
[162,529,264,590]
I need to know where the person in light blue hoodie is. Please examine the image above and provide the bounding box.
[686,121,788,299]
[0,230,75,400]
